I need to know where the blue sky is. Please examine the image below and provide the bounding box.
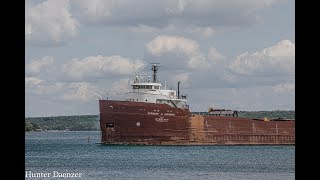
[25,0,295,117]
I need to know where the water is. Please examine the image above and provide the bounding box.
[25,131,295,179]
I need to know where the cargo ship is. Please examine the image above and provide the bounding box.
[99,64,295,145]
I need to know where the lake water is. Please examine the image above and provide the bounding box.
[25,131,295,180]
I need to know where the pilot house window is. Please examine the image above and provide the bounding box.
[133,85,152,89]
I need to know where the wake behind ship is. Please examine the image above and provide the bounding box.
[99,64,295,145]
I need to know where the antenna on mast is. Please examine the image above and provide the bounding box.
[73,83,103,100]
[150,63,160,83]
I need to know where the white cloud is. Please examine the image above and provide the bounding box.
[25,77,43,87]
[146,35,212,69]
[146,35,199,56]
[25,75,103,102]
[25,55,144,101]
[207,47,225,65]
[70,0,112,25]
[26,56,55,76]
[25,0,79,46]
[62,55,145,81]
[229,40,295,76]
[25,0,279,46]
[25,76,65,95]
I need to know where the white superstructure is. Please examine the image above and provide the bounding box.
[125,64,189,109]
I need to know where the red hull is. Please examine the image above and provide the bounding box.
[99,100,295,145]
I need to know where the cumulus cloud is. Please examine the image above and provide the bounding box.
[62,55,145,81]
[207,47,226,64]
[25,0,279,46]
[25,0,280,47]
[25,75,103,102]
[146,35,222,69]
[25,0,79,46]
[146,35,199,57]
[229,40,295,76]
[69,0,113,25]
[25,76,65,95]
[26,56,55,76]
[25,55,145,102]
[25,77,43,87]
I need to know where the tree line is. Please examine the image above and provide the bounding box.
[25,115,100,132]
[25,111,295,132]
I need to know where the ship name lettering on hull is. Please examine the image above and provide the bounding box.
[164,113,175,116]
[147,112,175,116]
[155,117,169,122]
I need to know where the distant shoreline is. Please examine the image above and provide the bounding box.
[25,111,295,132]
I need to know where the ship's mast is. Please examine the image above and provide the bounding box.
[151,64,159,83]
[178,81,180,99]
